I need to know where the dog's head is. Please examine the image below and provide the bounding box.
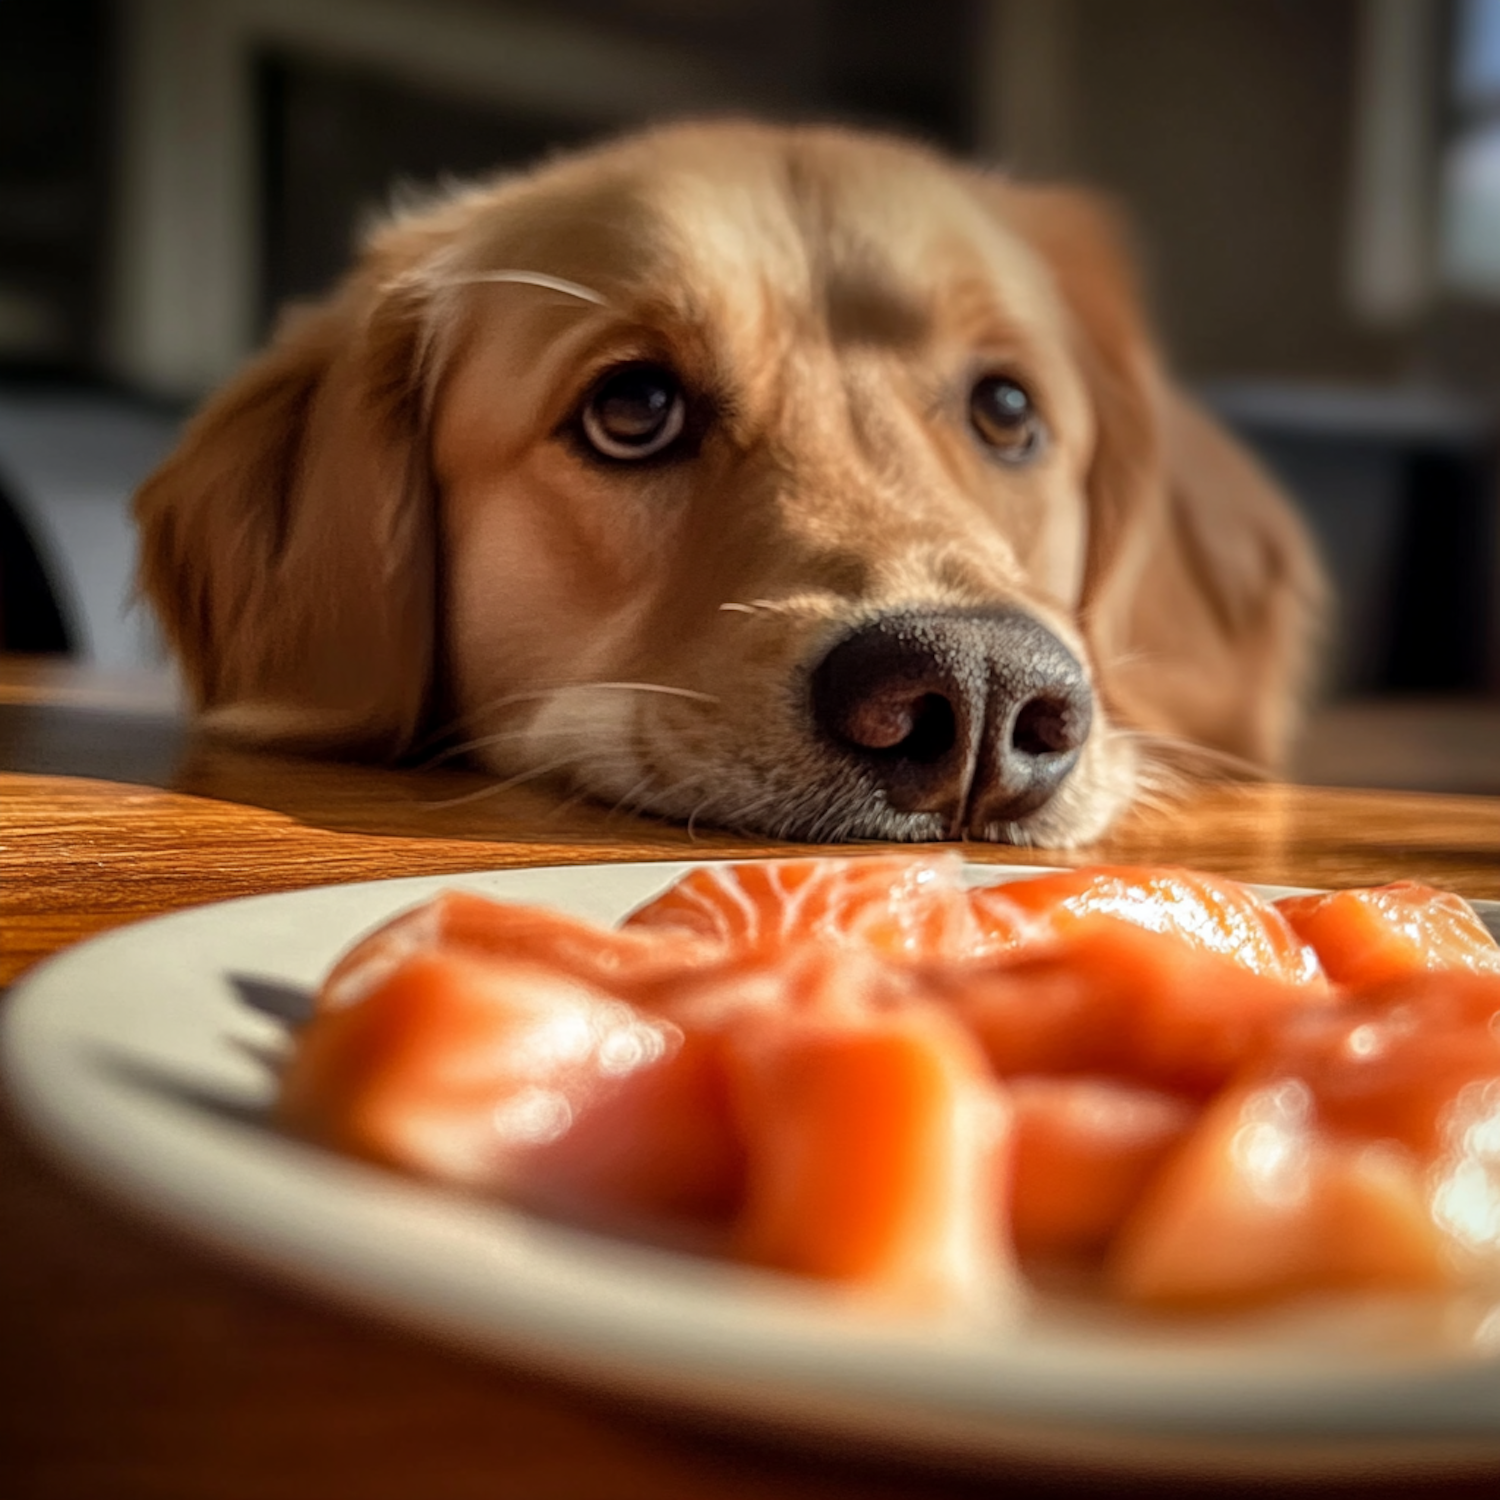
[136,121,1323,846]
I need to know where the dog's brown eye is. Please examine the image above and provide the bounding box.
[580,364,687,460]
[969,376,1042,462]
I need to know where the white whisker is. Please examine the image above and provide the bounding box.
[589,681,719,703]
[418,726,538,769]
[1126,729,1265,783]
[412,689,571,756]
[449,269,610,306]
[538,782,599,824]
[605,773,662,821]
[419,679,719,764]
[1099,647,1156,674]
[718,602,756,615]
[718,786,790,836]
[418,754,582,810]
[537,754,655,824]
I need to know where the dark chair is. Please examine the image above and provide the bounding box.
[0,468,73,653]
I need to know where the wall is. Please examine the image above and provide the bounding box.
[986,0,1417,384]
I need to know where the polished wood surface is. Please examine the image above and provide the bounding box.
[5,654,1500,1498]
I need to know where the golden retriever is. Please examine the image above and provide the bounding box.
[135,120,1324,846]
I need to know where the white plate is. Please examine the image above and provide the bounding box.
[5,861,1500,1480]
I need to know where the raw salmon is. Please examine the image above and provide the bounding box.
[973,866,1324,987]
[928,920,1335,1097]
[1007,1077,1195,1261]
[721,979,1014,1310]
[1109,1081,1451,1306]
[622,854,999,961]
[320,888,722,1011]
[1110,971,1500,1306]
[280,855,1500,1319]
[280,949,743,1225]
[1275,881,1500,990]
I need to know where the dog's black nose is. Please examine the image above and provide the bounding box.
[809,608,1092,834]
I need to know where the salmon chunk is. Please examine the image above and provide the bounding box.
[320,888,723,1012]
[929,921,1334,1097]
[1275,881,1500,989]
[722,996,1014,1310]
[623,853,997,960]
[1007,1077,1196,1261]
[1111,972,1500,1306]
[974,866,1324,987]
[280,949,742,1225]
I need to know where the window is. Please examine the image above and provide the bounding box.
[1440,0,1500,297]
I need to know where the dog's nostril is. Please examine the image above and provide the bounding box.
[826,685,958,761]
[1011,694,1084,758]
[810,624,969,815]
[871,691,956,762]
[843,689,920,751]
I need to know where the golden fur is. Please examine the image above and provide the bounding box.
[135,121,1325,846]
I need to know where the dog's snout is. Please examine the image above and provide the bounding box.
[809,609,1092,836]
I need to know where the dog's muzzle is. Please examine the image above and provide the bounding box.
[809,607,1093,837]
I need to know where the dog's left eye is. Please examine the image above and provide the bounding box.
[969,375,1042,462]
[579,364,687,460]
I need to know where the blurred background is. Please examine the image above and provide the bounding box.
[1,0,1498,788]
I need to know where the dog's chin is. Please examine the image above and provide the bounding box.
[569,743,1137,850]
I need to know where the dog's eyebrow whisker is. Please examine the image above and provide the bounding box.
[408,264,612,418]
[717,597,801,617]
[444,269,611,306]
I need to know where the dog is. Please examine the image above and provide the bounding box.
[135,120,1325,847]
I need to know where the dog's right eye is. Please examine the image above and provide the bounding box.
[579,364,687,461]
[969,375,1043,463]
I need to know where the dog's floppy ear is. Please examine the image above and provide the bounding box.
[134,275,437,758]
[977,178,1326,768]
[1119,389,1328,766]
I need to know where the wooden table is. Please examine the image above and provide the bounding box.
[5,655,1500,1498]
